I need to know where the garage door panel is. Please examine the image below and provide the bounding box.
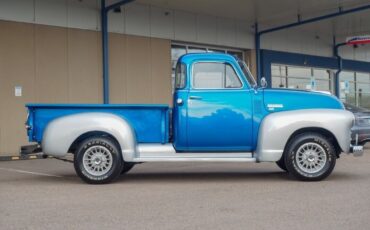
[109,33,127,103]
[0,21,35,155]
[126,35,152,103]
[150,38,172,105]
[68,28,102,103]
[35,25,69,103]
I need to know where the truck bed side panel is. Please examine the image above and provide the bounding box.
[26,104,170,144]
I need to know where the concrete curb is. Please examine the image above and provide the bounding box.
[0,155,46,161]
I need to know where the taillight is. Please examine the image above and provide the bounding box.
[25,112,31,129]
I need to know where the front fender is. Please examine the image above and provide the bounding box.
[42,113,137,161]
[256,109,354,162]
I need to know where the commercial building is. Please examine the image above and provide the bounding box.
[0,0,370,155]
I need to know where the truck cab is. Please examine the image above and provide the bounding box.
[173,54,256,152]
[23,53,363,184]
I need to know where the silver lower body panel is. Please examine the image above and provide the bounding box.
[132,144,256,163]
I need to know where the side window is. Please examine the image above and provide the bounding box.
[193,62,242,89]
[175,63,186,89]
[193,63,224,88]
[225,64,242,88]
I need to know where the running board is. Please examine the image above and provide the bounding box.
[132,144,256,163]
[132,157,257,163]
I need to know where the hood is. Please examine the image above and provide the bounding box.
[263,88,344,112]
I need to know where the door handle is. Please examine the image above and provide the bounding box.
[189,96,202,100]
[176,98,183,105]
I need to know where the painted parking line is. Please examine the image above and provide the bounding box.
[0,167,63,178]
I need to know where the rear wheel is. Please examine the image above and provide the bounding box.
[74,136,123,184]
[285,133,336,181]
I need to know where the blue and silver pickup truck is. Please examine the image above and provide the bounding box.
[22,53,363,184]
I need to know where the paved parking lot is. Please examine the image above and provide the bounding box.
[1,149,370,230]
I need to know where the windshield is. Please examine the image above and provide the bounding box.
[237,60,257,87]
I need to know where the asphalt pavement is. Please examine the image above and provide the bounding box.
[1,149,370,230]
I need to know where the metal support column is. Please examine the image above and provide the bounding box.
[101,0,135,104]
[101,0,109,104]
[254,23,261,83]
[255,4,370,83]
[333,41,346,97]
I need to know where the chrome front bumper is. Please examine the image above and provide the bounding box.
[349,145,364,157]
[349,133,364,157]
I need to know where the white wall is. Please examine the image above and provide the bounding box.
[337,35,370,62]
[260,27,370,62]
[261,28,334,57]
[0,0,369,61]
[0,0,254,49]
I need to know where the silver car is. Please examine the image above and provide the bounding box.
[345,103,370,145]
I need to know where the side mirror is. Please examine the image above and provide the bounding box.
[260,77,267,88]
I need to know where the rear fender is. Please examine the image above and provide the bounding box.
[42,113,137,161]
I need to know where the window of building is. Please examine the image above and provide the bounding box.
[193,62,242,89]
[171,43,245,91]
[271,64,370,109]
[271,65,287,88]
[271,64,333,93]
[188,47,207,54]
[356,72,370,108]
[340,71,370,109]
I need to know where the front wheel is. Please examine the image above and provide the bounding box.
[285,133,336,181]
[74,136,123,184]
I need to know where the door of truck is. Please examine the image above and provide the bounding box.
[172,62,188,150]
[186,61,253,151]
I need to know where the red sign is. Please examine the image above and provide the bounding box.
[346,35,370,45]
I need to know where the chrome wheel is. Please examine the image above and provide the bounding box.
[82,146,113,177]
[296,142,327,174]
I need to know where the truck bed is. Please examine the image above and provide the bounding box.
[26,104,170,144]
